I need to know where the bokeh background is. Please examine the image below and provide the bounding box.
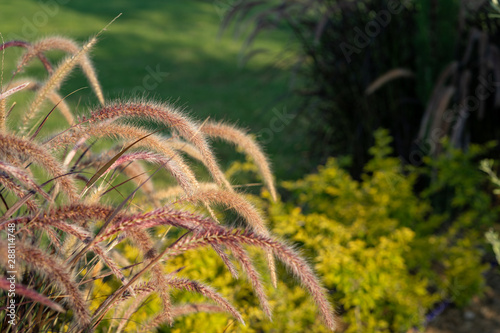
[2,0,500,332]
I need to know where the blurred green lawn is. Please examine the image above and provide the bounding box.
[1,0,306,179]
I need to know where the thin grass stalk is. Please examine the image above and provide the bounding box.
[119,161,157,204]
[0,40,53,73]
[167,138,204,161]
[48,122,199,196]
[125,228,173,327]
[0,176,38,212]
[114,292,150,333]
[140,278,244,332]
[0,240,91,328]
[0,278,65,313]
[11,78,75,125]
[5,215,128,287]
[0,160,51,200]
[0,133,77,201]
[170,303,226,317]
[98,151,196,197]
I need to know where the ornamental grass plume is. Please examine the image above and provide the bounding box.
[0,29,336,332]
[0,132,78,203]
[200,121,277,201]
[0,239,91,328]
[21,36,99,136]
[9,78,75,124]
[16,36,105,106]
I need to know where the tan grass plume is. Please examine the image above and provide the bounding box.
[201,121,277,201]
[17,36,105,105]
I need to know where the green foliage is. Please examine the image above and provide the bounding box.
[271,129,494,331]
[480,159,500,265]
[485,230,500,265]
[161,129,497,332]
[418,140,498,235]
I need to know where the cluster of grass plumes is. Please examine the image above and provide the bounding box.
[0,32,336,332]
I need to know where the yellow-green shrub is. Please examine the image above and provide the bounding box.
[159,129,496,332]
